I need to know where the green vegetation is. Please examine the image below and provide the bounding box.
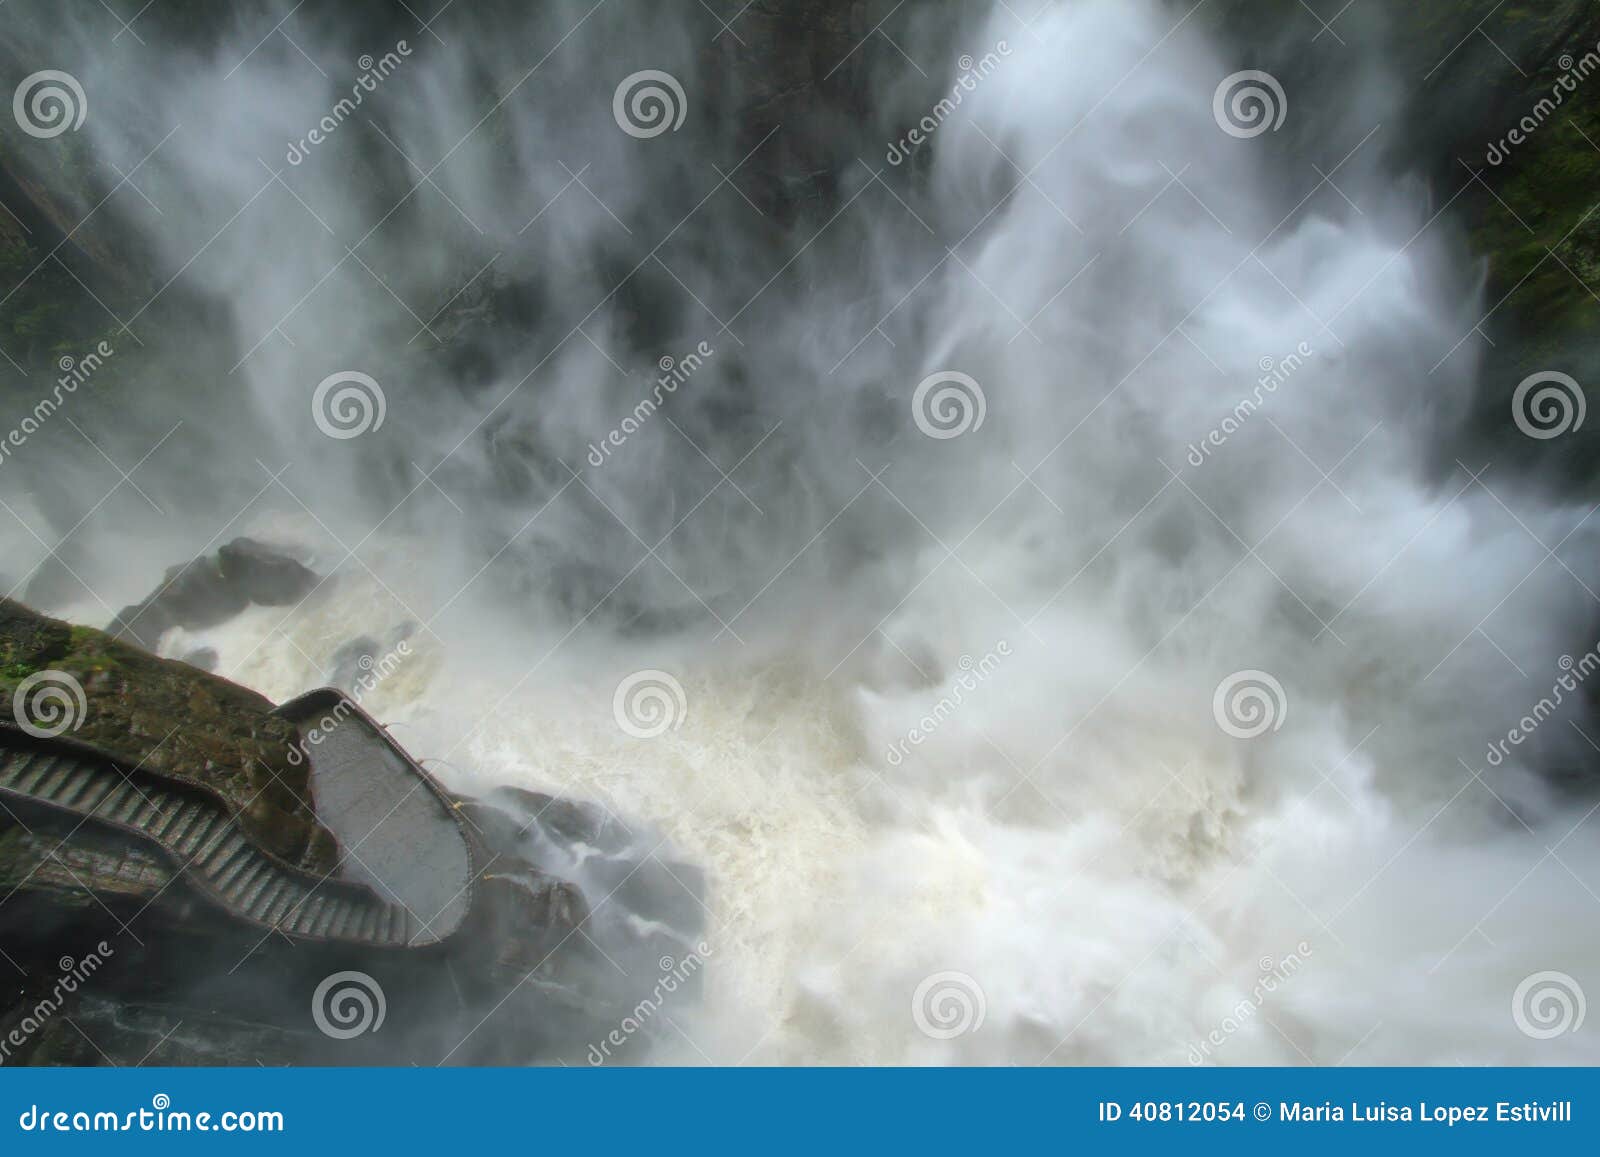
[0,600,338,873]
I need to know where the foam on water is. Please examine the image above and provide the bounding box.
[13,0,1600,1063]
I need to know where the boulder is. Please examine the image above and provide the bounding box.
[1,598,334,872]
[108,537,318,650]
[0,598,701,1065]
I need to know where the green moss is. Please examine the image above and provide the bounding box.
[1,599,337,874]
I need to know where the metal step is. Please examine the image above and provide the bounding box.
[167,802,208,846]
[278,884,314,932]
[10,752,59,796]
[5,751,46,793]
[257,881,296,927]
[172,811,215,857]
[100,783,147,826]
[310,896,340,938]
[223,858,266,904]
[153,793,194,840]
[53,764,105,810]
[210,836,255,891]
[191,816,236,864]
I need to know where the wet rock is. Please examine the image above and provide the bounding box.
[322,626,414,692]
[460,786,707,969]
[324,636,381,689]
[180,647,218,671]
[0,608,639,1065]
[16,994,317,1067]
[1,598,335,874]
[107,537,318,650]
[1211,0,1600,486]
[217,537,319,607]
[107,556,242,649]
[0,782,614,1065]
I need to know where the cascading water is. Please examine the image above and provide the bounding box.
[2,0,1597,1064]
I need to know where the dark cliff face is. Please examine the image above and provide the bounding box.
[4,0,1593,491]
[1209,0,1600,488]
[0,612,701,1064]
[0,0,978,613]
[0,598,335,872]
[0,0,934,367]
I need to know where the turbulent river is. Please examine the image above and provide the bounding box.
[6,0,1600,1063]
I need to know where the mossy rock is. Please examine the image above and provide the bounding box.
[0,599,336,873]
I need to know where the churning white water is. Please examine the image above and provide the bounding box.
[8,0,1600,1063]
